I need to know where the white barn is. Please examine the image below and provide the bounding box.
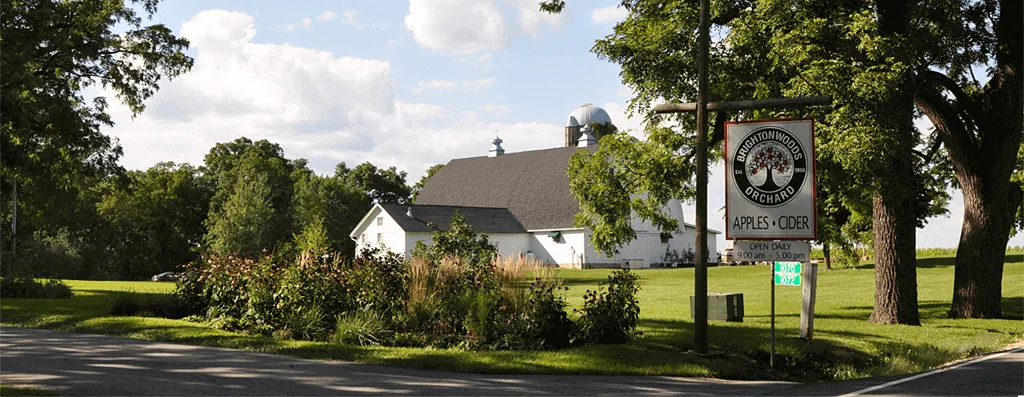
[349,104,720,269]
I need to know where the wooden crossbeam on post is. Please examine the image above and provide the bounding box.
[653,96,833,114]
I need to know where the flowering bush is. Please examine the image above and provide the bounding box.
[172,222,640,350]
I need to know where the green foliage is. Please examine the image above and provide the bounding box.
[206,172,276,256]
[291,171,370,256]
[203,138,297,256]
[96,162,212,279]
[350,246,408,322]
[334,312,394,346]
[0,277,73,299]
[1,0,193,252]
[4,229,88,279]
[521,281,575,349]
[293,215,331,257]
[283,303,329,341]
[411,211,498,279]
[575,270,641,344]
[336,161,412,204]
[411,164,444,203]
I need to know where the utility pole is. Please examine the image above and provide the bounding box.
[693,0,710,355]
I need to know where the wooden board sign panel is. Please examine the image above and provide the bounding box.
[732,240,810,263]
[725,119,817,240]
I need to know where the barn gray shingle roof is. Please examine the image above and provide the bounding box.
[413,146,599,230]
[379,204,527,234]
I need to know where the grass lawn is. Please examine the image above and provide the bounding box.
[2,253,1022,381]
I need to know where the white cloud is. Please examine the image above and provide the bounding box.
[301,18,312,27]
[404,0,507,55]
[384,39,397,48]
[515,0,565,37]
[591,5,627,24]
[466,77,495,91]
[480,104,511,116]
[317,11,338,21]
[104,9,559,183]
[339,10,389,30]
[410,77,495,94]
[410,80,460,94]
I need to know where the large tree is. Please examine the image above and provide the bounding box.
[291,171,371,256]
[1,0,192,257]
[335,162,412,204]
[202,138,297,254]
[96,162,212,279]
[911,0,1022,318]
[543,0,972,324]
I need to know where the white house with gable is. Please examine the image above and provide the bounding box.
[349,104,720,269]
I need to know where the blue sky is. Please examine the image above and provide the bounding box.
[101,0,1020,250]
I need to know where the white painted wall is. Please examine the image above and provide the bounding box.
[353,206,407,258]
[528,230,587,268]
[399,232,531,261]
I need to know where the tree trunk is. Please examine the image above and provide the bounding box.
[869,184,920,325]
[950,178,1022,318]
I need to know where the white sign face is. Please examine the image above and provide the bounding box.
[731,240,810,263]
[726,119,817,240]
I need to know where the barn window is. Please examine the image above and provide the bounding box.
[377,217,383,226]
[661,233,672,243]
[547,231,562,242]
[377,233,383,244]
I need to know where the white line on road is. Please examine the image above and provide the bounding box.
[838,347,1024,397]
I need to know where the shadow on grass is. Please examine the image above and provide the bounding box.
[857,253,1024,270]
[840,297,1024,321]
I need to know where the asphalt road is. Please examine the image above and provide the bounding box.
[2,327,1021,396]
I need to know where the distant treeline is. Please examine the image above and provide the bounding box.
[2,137,442,281]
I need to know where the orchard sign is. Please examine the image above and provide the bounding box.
[725,119,817,240]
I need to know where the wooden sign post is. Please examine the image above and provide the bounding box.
[652,0,831,357]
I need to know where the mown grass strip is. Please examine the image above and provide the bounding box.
[2,254,1022,381]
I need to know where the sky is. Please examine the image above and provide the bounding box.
[99,0,1022,250]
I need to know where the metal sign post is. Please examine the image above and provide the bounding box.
[771,261,803,369]
[770,263,775,369]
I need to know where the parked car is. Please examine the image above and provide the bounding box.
[151,272,181,282]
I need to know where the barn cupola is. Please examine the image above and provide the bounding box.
[577,125,596,147]
[488,135,505,157]
[565,103,614,147]
[565,115,581,147]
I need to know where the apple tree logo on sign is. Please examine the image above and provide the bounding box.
[733,127,808,208]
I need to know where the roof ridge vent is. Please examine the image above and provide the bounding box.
[488,135,505,157]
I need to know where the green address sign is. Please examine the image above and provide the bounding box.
[774,262,802,286]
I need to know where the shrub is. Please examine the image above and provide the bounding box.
[283,303,329,341]
[522,281,575,349]
[411,212,498,287]
[146,294,193,319]
[111,292,192,318]
[575,270,641,344]
[350,246,407,323]
[111,293,142,316]
[0,277,73,299]
[334,311,394,346]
